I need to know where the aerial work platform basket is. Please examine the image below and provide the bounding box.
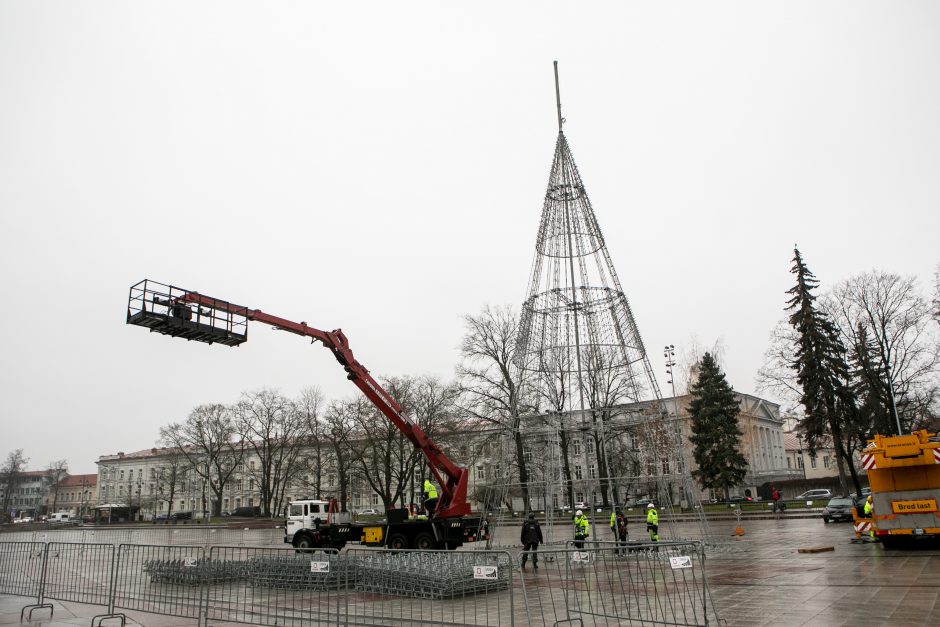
[126,279,248,346]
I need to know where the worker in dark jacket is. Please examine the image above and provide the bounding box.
[520,513,543,569]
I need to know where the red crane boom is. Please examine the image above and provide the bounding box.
[126,279,469,519]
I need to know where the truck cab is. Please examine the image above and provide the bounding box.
[285,499,350,542]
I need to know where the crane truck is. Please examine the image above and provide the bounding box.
[860,429,940,548]
[126,279,487,551]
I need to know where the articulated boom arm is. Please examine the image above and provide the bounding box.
[175,291,471,519]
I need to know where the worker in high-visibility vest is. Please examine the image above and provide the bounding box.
[573,509,590,548]
[863,495,874,538]
[646,503,659,542]
[423,478,439,518]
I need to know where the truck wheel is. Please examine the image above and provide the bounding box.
[413,532,436,551]
[294,531,320,552]
[387,533,408,550]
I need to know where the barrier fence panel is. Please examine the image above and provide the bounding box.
[0,542,44,599]
[111,544,206,620]
[521,542,717,626]
[344,548,516,626]
[204,545,343,626]
[41,542,115,607]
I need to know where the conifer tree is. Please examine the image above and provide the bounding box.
[688,352,748,500]
[786,247,862,494]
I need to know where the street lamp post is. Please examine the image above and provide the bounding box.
[664,344,687,507]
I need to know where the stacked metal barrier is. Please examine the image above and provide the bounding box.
[354,550,511,599]
[244,552,352,590]
[346,548,517,626]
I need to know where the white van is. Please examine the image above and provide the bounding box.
[48,512,73,524]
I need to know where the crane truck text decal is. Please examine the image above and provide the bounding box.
[891,499,937,514]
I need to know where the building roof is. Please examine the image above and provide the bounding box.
[784,430,833,451]
[57,474,97,487]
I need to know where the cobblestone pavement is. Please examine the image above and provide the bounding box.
[2,517,938,626]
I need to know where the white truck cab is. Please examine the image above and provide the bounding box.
[285,499,350,541]
[49,512,73,524]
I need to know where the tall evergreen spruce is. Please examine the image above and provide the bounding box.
[688,353,748,500]
[785,247,862,495]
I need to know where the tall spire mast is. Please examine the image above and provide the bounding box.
[553,60,564,132]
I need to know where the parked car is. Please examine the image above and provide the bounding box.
[795,489,833,501]
[13,517,33,524]
[627,498,655,509]
[169,511,192,521]
[229,506,261,517]
[822,497,858,523]
[727,496,753,504]
[358,508,380,516]
[154,513,169,522]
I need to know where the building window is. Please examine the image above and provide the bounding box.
[249,479,254,491]
[572,442,581,456]
[797,457,804,469]
[372,494,379,505]
[823,456,831,469]
[589,464,596,479]
[476,466,486,481]
[120,470,125,480]
[810,455,817,469]
[574,465,582,481]
[250,460,255,471]
[248,497,254,507]
[662,458,670,474]
[787,458,791,468]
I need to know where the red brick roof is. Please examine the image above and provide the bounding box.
[57,474,97,487]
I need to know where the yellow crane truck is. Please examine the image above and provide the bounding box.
[860,430,940,548]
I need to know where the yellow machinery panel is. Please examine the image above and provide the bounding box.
[363,527,384,544]
[890,499,938,514]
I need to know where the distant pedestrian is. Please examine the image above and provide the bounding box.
[520,513,543,569]
[613,508,629,554]
[771,486,781,514]
[573,509,590,548]
[645,503,659,542]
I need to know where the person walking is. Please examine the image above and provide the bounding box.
[613,508,629,554]
[645,503,659,542]
[771,486,781,514]
[520,513,543,569]
[573,509,590,548]
[422,478,439,518]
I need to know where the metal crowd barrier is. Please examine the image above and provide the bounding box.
[520,541,717,626]
[205,546,345,626]
[346,548,515,626]
[1,539,719,626]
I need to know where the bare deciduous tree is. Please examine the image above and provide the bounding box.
[296,387,326,499]
[46,459,69,513]
[323,399,356,512]
[457,305,535,512]
[1,449,28,514]
[160,404,243,517]
[826,271,940,433]
[152,452,186,520]
[235,389,310,517]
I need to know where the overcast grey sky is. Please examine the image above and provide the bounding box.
[2,2,938,474]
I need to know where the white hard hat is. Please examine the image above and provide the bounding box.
[647,503,655,509]
[575,509,583,516]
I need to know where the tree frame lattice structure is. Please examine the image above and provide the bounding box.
[495,64,709,544]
